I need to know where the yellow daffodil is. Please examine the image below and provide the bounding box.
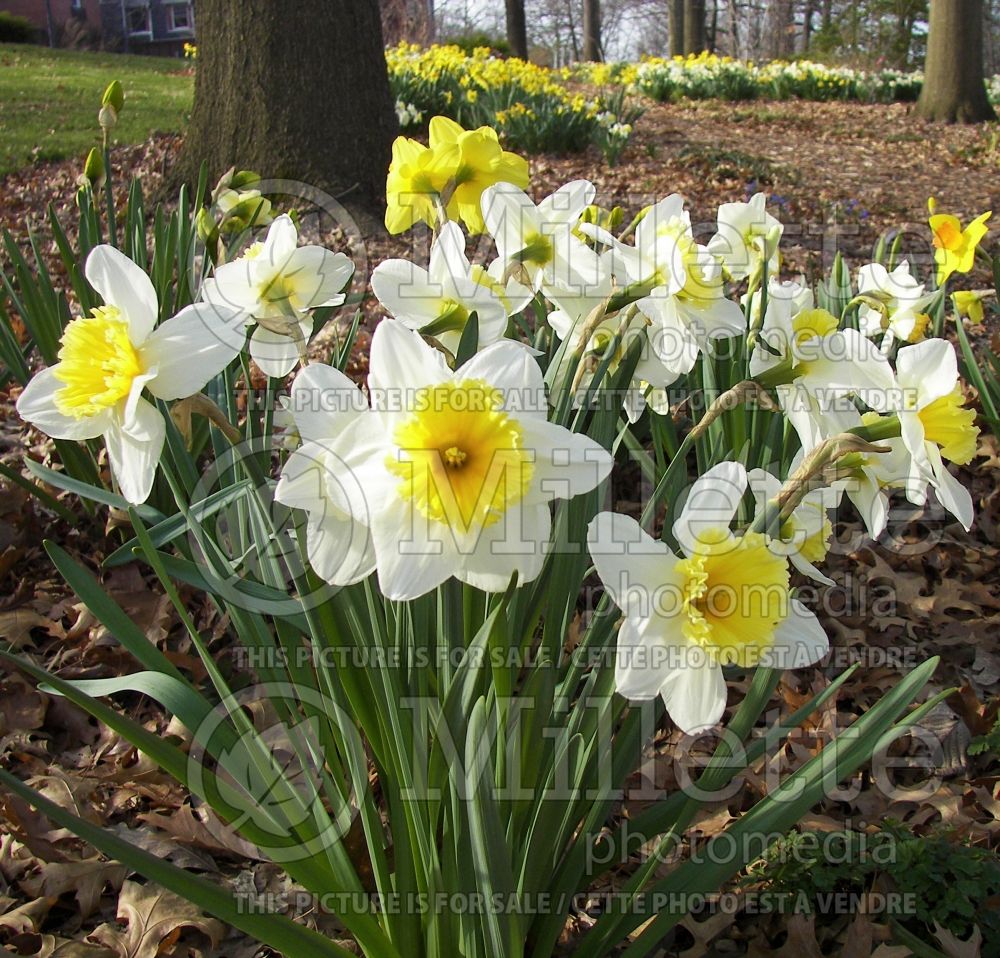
[385,118,528,236]
[952,289,991,324]
[929,207,991,285]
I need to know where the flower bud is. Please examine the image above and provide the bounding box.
[101,80,125,114]
[80,147,106,189]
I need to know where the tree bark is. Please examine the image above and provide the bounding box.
[582,0,601,60]
[918,0,996,122]
[683,0,706,52]
[506,0,529,58]
[183,0,397,209]
[669,0,685,55]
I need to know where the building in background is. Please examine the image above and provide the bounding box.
[0,0,194,54]
[99,0,194,56]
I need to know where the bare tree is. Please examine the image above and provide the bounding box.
[184,0,396,208]
[918,0,996,122]
[683,0,706,51]
[669,0,685,54]
[507,0,529,57]
[583,0,602,58]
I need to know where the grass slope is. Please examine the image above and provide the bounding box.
[0,43,193,176]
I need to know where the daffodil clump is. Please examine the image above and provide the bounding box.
[386,42,641,160]
[614,52,937,105]
[5,95,985,958]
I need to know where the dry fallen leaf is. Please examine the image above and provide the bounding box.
[89,881,225,958]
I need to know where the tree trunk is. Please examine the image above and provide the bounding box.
[708,0,718,52]
[918,0,996,122]
[506,0,528,58]
[183,0,396,209]
[683,0,706,52]
[582,0,601,60]
[668,0,685,55]
[802,0,813,54]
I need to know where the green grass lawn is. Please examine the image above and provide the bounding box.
[0,43,193,177]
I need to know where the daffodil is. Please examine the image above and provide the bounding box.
[748,467,839,585]
[588,462,829,734]
[278,319,613,600]
[891,338,979,529]
[481,179,602,293]
[589,194,747,377]
[201,215,354,379]
[952,289,991,324]
[16,245,244,504]
[384,118,529,235]
[707,192,782,283]
[856,261,935,346]
[778,393,908,539]
[545,254,675,422]
[929,208,991,285]
[273,363,376,585]
[428,116,529,234]
[384,135,458,235]
[371,221,509,355]
[750,296,895,410]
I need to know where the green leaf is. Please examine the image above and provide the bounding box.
[26,460,163,521]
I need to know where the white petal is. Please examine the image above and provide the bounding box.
[587,512,679,615]
[615,618,677,701]
[250,324,304,379]
[285,246,354,309]
[659,653,728,734]
[262,214,299,263]
[429,221,472,284]
[455,502,550,591]
[370,498,455,601]
[368,319,450,404]
[287,363,366,442]
[459,339,546,410]
[371,259,439,324]
[895,337,958,407]
[764,599,830,669]
[104,399,165,504]
[142,302,246,400]
[519,418,613,503]
[481,183,538,262]
[673,461,748,555]
[305,513,375,586]
[927,444,974,530]
[202,261,260,313]
[538,179,596,226]
[85,245,159,344]
[16,366,111,440]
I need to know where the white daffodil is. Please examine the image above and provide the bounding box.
[371,221,508,355]
[16,245,244,504]
[593,194,746,378]
[278,319,613,600]
[545,254,675,422]
[890,338,978,529]
[751,298,896,412]
[857,260,935,347]
[481,180,602,294]
[748,467,839,585]
[202,214,354,379]
[778,391,908,539]
[743,276,813,329]
[708,192,783,283]
[588,461,829,734]
[273,364,376,585]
